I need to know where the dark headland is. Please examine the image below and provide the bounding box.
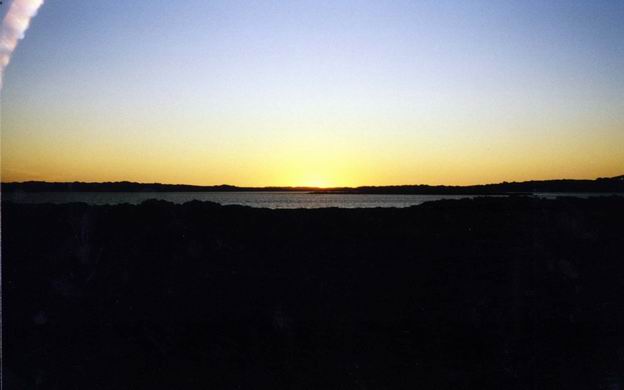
[3,195,624,389]
[3,174,623,194]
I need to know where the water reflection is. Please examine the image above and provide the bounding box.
[2,191,621,208]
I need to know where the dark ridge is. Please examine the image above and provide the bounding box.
[313,175,624,194]
[2,174,623,194]
[3,196,624,389]
[0,181,321,193]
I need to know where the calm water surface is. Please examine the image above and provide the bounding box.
[2,191,620,208]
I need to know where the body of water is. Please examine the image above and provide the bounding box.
[2,191,620,208]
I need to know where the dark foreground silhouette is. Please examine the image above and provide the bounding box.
[3,197,624,389]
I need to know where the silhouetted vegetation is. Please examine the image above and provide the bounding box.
[3,196,624,389]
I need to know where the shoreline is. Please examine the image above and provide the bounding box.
[2,175,622,195]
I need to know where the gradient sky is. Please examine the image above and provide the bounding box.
[1,0,623,186]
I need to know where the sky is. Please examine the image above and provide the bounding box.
[1,0,623,187]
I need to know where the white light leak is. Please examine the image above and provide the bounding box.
[0,0,45,88]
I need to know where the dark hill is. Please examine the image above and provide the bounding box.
[3,197,624,389]
[313,175,624,194]
[1,181,319,193]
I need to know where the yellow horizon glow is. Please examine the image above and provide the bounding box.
[3,106,623,187]
[2,136,622,187]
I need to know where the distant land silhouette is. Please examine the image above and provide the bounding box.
[2,175,623,194]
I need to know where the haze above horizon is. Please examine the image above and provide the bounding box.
[1,0,623,187]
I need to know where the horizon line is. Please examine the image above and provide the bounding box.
[2,174,622,190]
